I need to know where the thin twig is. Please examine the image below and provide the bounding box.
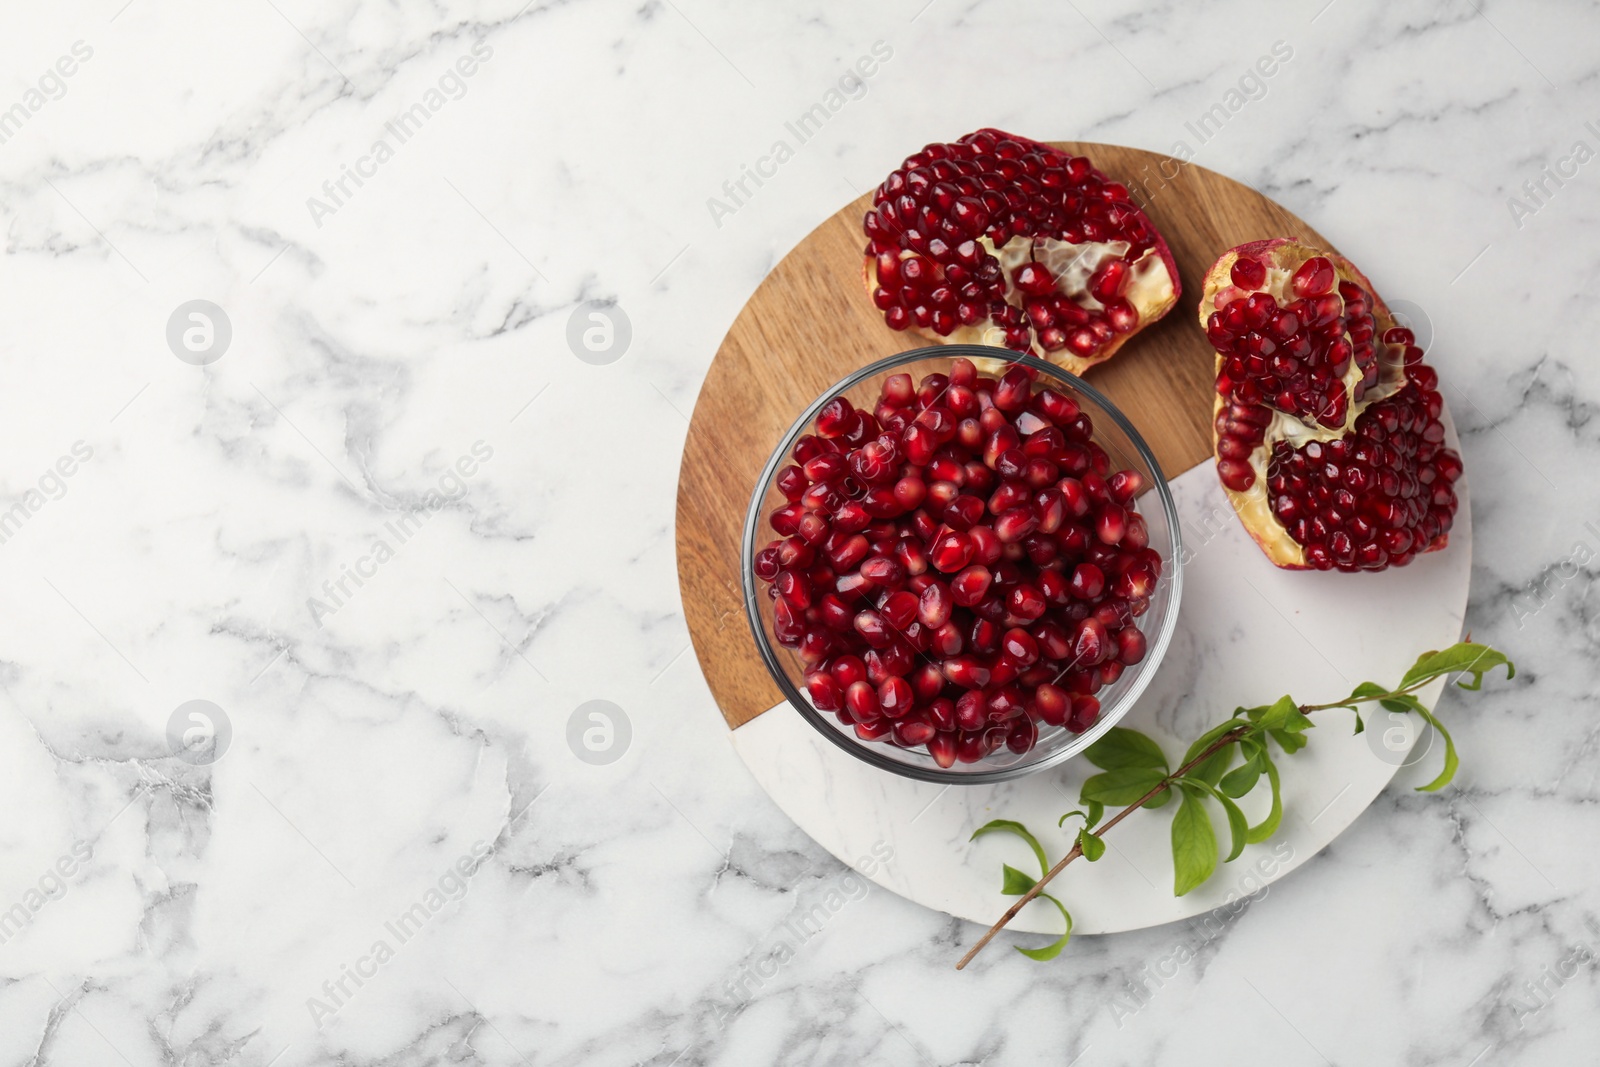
[955,725,1248,969]
[955,677,1446,969]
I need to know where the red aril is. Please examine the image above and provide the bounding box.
[863,130,1181,374]
[1066,695,1101,733]
[1201,239,1462,571]
[758,359,1163,765]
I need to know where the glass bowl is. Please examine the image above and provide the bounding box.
[741,345,1182,784]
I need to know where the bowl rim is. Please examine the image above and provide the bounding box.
[740,344,1184,784]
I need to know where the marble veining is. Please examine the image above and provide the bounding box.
[0,1,1595,1065]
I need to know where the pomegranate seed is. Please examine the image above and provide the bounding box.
[830,655,867,686]
[994,368,1034,412]
[1122,513,1149,551]
[1107,470,1144,503]
[846,681,881,721]
[1006,718,1038,755]
[1290,256,1335,298]
[880,590,919,630]
[912,663,944,701]
[879,677,914,718]
[955,731,988,763]
[770,503,804,536]
[994,506,1039,543]
[832,501,871,533]
[919,580,953,627]
[776,465,807,501]
[856,720,893,741]
[1069,563,1105,600]
[854,610,892,648]
[776,538,813,568]
[1014,262,1056,297]
[1001,627,1039,665]
[1072,618,1108,665]
[930,530,975,572]
[1007,583,1047,621]
[942,656,991,689]
[950,564,993,607]
[930,621,963,657]
[893,475,928,511]
[1033,621,1071,660]
[1095,504,1127,544]
[955,690,987,730]
[796,511,830,546]
[1230,256,1266,289]
[807,673,843,711]
[927,732,958,767]
[968,524,1002,565]
[1115,626,1147,665]
[893,718,936,746]
[1066,695,1101,733]
[860,555,906,589]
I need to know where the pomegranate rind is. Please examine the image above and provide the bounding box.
[861,130,1181,375]
[1200,239,1457,572]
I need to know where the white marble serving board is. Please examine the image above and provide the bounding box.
[733,423,1472,936]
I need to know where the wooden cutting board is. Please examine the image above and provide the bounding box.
[677,143,1330,729]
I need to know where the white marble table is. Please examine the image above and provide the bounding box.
[0,2,1593,1065]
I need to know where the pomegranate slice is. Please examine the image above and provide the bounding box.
[761,357,1164,765]
[862,129,1181,374]
[1201,239,1463,572]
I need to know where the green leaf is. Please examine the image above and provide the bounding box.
[1145,786,1174,809]
[1342,680,1387,707]
[1081,767,1170,806]
[1220,793,1248,862]
[1085,727,1170,772]
[1268,727,1308,755]
[1244,755,1283,844]
[1182,721,1239,764]
[1014,892,1074,961]
[1181,721,1246,786]
[1078,829,1106,862]
[1379,692,1460,792]
[1253,695,1313,735]
[971,820,1049,879]
[1191,780,1249,863]
[1001,863,1038,895]
[1171,787,1218,896]
[1352,711,1365,735]
[1189,745,1236,787]
[1399,643,1515,693]
[1219,745,1263,799]
[1057,800,1105,832]
[1085,800,1104,828]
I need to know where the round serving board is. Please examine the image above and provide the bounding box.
[675,143,1472,935]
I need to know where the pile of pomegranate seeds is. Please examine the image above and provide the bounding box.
[1202,239,1463,573]
[863,129,1178,369]
[1207,256,1382,431]
[756,357,1162,767]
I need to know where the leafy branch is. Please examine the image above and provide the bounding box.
[955,641,1514,969]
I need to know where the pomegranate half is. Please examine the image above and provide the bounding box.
[1202,239,1463,572]
[862,129,1180,375]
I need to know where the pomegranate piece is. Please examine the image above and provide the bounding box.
[1200,239,1463,572]
[758,356,1164,764]
[861,129,1181,375]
